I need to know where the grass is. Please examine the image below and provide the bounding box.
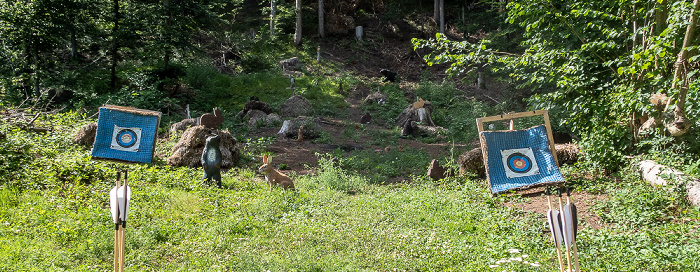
[1,113,700,271]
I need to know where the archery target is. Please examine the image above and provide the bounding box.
[501,148,540,178]
[110,125,142,152]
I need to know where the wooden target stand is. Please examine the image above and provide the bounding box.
[92,105,161,272]
[476,110,580,271]
[476,110,559,167]
[476,110,561,193]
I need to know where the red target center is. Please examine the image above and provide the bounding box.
[513,158,526,169]
[120,134,132,142]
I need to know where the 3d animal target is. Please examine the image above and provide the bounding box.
[91,105,162,164]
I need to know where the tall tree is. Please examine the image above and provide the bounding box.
[294,0,302,45]
[110,0,120,92]
[270,0,276,37]
[318,0,324,38]
[663,0,700,136]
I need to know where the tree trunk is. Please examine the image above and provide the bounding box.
[270,0,276,37]
[318,0,324,38]
[663,0,699,136]
[110,0,120,93]
[654,1,668,36]
[163,0,172,68]
[434,0,439,23]
[33,37,39,98]
[638,160,700,206]
[439,0,444,34]
[70,28,77,60]
[294,0,302,46]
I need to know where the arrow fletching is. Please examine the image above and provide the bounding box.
[547,207,563,247]
[563,189,579,249]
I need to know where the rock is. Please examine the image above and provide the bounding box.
[245,110,269,128]
[427,159,454,180]
[73,123,97,147]
[244,110,282,129]
[279,57,302,72]
[458,148,486,177]
[169,118,197,136]
[242,100,274,116]
[277,116,322,139]
[167,126,240,168]
[265,113,282,126]
[279,95,313,117]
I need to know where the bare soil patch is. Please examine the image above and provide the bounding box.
[503,187,607,231]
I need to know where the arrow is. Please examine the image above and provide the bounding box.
[547,192,565,272]
[563,188,580,271]
[110,172,122,272]
[558,188,572,272]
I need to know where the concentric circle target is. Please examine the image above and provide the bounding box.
[506,152,532,173]
[115,129,138,148]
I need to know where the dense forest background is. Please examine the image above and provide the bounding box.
[1,0,699,171]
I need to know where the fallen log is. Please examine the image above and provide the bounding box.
[638,160,700,206]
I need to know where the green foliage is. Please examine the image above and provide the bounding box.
[301,155,369,192]
[413,0,700,171]
[341,147,432,183]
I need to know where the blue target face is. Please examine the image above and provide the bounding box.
[507,152,532,173]
[116,129,137,148]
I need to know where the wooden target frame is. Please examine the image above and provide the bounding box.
[476,110,564,194]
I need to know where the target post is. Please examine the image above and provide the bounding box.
[93,105,160,272]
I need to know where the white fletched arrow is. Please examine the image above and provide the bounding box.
[547,195,565,272]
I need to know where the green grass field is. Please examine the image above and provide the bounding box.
[1,112,699,271]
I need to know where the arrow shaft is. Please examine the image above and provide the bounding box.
[548,195,565,272]
[558,191,572,272]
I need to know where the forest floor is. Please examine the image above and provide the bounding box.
[242,17,607,231]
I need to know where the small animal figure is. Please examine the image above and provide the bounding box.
[258,155,295,191]
[199,107,224,129]
[398,144,405,152]
[201,135,222,187]
[294,126,304,142]
[360,112,372,124]
[380,69,398,82]
[412,97,426,109]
